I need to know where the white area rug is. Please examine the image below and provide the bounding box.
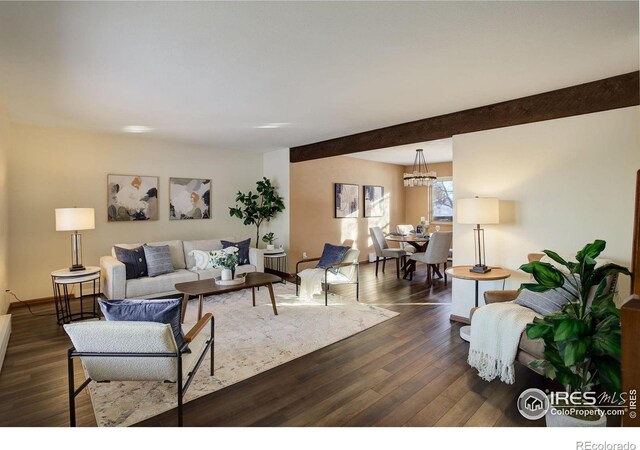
[86,282,398,426]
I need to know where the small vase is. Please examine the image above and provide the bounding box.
[221,268,232,281]
[267,244,275,250]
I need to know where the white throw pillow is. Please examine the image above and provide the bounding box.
[190,250,213,270]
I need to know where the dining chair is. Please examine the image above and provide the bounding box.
[369,226,407,279]
[396,224,416,254]
[409,231,453,287]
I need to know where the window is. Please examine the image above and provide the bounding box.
[431,178,453,223]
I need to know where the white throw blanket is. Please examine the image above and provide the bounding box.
[298,268,349,300]
[467,302,539,384]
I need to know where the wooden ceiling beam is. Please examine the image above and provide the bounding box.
[289,71,639,163]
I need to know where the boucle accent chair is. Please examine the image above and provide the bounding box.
[64,313,214,427]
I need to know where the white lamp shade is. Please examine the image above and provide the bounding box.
[456,198,499,225]
[55,208,95,231]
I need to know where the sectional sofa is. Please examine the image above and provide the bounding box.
[100,238,264,299]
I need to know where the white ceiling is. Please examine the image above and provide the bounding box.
[346,139,453,166]
[0,2,637,153]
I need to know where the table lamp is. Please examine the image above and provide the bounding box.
[55,207,95,271]
[456,197,499,273]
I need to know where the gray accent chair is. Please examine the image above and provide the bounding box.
[369,226,407,279]
[409,231,452,287]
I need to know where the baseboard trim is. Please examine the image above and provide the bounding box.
[8,296,55,311]
[449,314,470,325]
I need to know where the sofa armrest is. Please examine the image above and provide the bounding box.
[249,248,265,272]
[484,290,519,304]
[100,255,126,299]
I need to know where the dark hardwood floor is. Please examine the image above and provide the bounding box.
[0,262,547,427]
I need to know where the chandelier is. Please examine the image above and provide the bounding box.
[403,149,437,187]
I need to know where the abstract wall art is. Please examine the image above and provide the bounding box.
[169,177,211,220]
[335,183,359,218]
[364,185,384,217]
[107,174,159,221]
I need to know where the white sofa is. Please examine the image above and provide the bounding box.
[100,238,264,299]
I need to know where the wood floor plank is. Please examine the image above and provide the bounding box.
[0,262,548,427]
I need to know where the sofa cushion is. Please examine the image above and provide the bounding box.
[190,250,214,270]
[143,244,175,277]
[221,238,251,266]
[98,298,187,350]
[183,239,230,269]
[125,269,197,298]
[519,333,545,360]
[114,240,186,270]
[114,245,148,280]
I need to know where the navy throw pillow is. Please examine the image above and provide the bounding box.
[317,243,350,274]
[221,238,251,266]
[98,298,188,351]
[114,246,148,280]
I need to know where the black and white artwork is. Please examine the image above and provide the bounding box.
[364,185,384,217]
[335,183,359,218]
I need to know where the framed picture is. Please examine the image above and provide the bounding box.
[169,177,211,220]
[107,174,159,221]
[335,183,359,218]
[364,185,384,217]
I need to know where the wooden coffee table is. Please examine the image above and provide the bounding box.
[175,272,281,321]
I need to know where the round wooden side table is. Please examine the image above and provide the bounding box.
[445,265,511,342]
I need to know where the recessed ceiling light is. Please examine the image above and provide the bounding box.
[255,122,291,129]
[122,125,154,133]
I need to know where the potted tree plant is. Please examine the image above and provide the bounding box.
[519,240,631,426]
[262,232,276,250]
[229,177,285,248]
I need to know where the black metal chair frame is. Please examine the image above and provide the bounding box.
[67,316,214,427]
[295,258,360,305]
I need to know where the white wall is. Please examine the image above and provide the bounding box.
[8,123,263,300]
[262,148,290,252]
[451,106,640,319]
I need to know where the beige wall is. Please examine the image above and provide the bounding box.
[404,161,453,233]
[290,156,405,271]
[8,123,263,300]
[0,99,8,314]
[451,106,640,319]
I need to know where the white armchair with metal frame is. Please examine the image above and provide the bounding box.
[64,312,214,427]
[295,248,360,305]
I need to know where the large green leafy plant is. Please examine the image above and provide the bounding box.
[229,177,285,248]
[520,240,630,395]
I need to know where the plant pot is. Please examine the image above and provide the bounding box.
[545,406,606,427]
[221,268,233,281]
[267,244,275,250]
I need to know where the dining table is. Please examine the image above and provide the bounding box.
[385,233,430,279]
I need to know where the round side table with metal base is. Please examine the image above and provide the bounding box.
[51,266,101,325]
[445,265,511,343]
